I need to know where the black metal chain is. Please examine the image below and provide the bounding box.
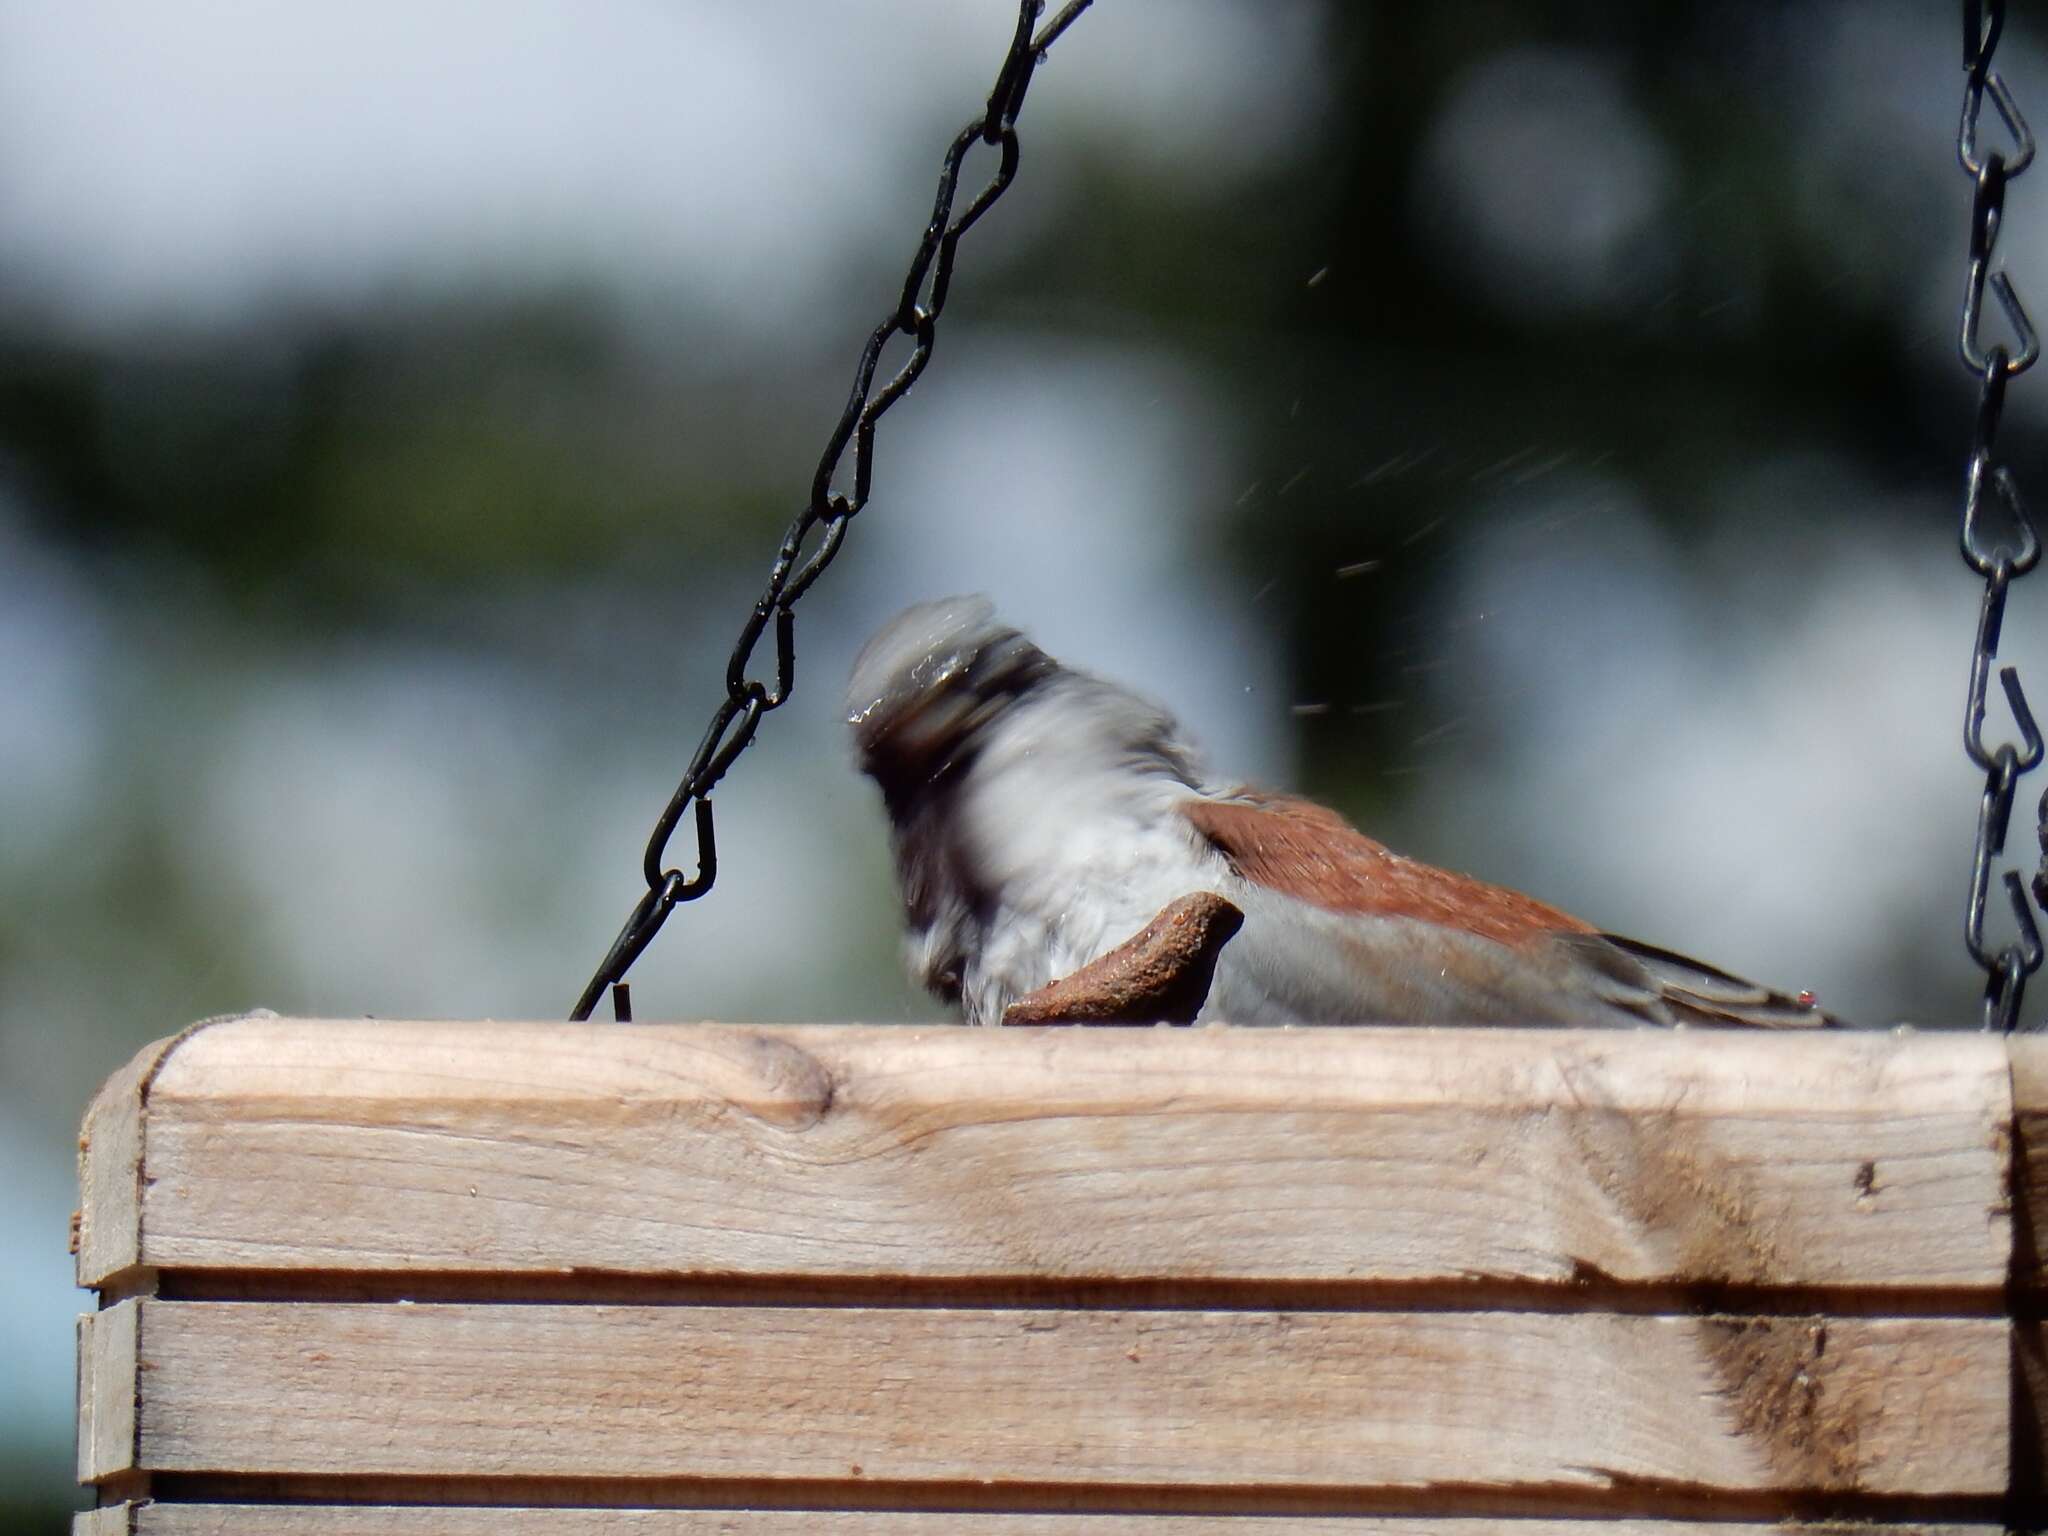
[570,0,1094,1022]
[1958,1,2046,1032]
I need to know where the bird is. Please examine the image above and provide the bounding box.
[846,594,1838,1030]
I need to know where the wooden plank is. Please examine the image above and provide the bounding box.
[2011,1049,2048,1536]
[2010,1034,2048,1294]
[76,1024,216,1289]
[2015,1314,2048,1516]
[77,1298,139,1484]
[85,1510,2008,1536]
[118,1299,2005,1496]
[100,1019,2012,1291]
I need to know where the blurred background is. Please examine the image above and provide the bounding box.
[4,0,2042,1523]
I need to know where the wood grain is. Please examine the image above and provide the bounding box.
[72,1509,2008,1536]
[76,1024,204,1289]
[2010,1035,2048,1294]
[93,1298,2005,1496]
[73,1022,2033,1522]
[86,1019,2012,1292]
[77,1299,137,1485]
[2016,1316,2048,1515]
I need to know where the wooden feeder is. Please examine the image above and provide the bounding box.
[71,1013,2048,1531]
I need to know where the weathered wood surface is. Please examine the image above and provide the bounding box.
[80,1296,2004,1495]
[74,1027,187,1288]
[76,1295,136,1488]
[2010,1035,2048,1294]
[75,1018,2043,1527]
[69,1511,2009,1536]
[77,1017,2014,1291]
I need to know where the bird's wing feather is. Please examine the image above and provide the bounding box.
[1209,889,1622,1025]
[1184,791,1835,1029]
[1569,932,1838,1029]
[1182,791,1595,942]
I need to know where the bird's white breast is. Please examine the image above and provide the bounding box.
[951,680,1229,1025]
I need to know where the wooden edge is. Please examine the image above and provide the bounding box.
[2014,1036,2048,1518]
[2011,1035,2048,1290]
[77,1017,257,1290]
[78,1298,140,1486]
[75,1512,2010,1535]
[146,1018,2008,1116]
[2018,1317,2047,1526]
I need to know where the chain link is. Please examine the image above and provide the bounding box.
[1957,0,2047,1031]
[571,0,1095,1021]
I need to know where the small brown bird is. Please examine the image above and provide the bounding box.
[848,595,1836,1030]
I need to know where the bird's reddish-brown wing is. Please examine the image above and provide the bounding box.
[1182,791,1595,947]
[1184,791,1836,1027]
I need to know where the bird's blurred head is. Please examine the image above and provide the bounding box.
[845,594,1058,808]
